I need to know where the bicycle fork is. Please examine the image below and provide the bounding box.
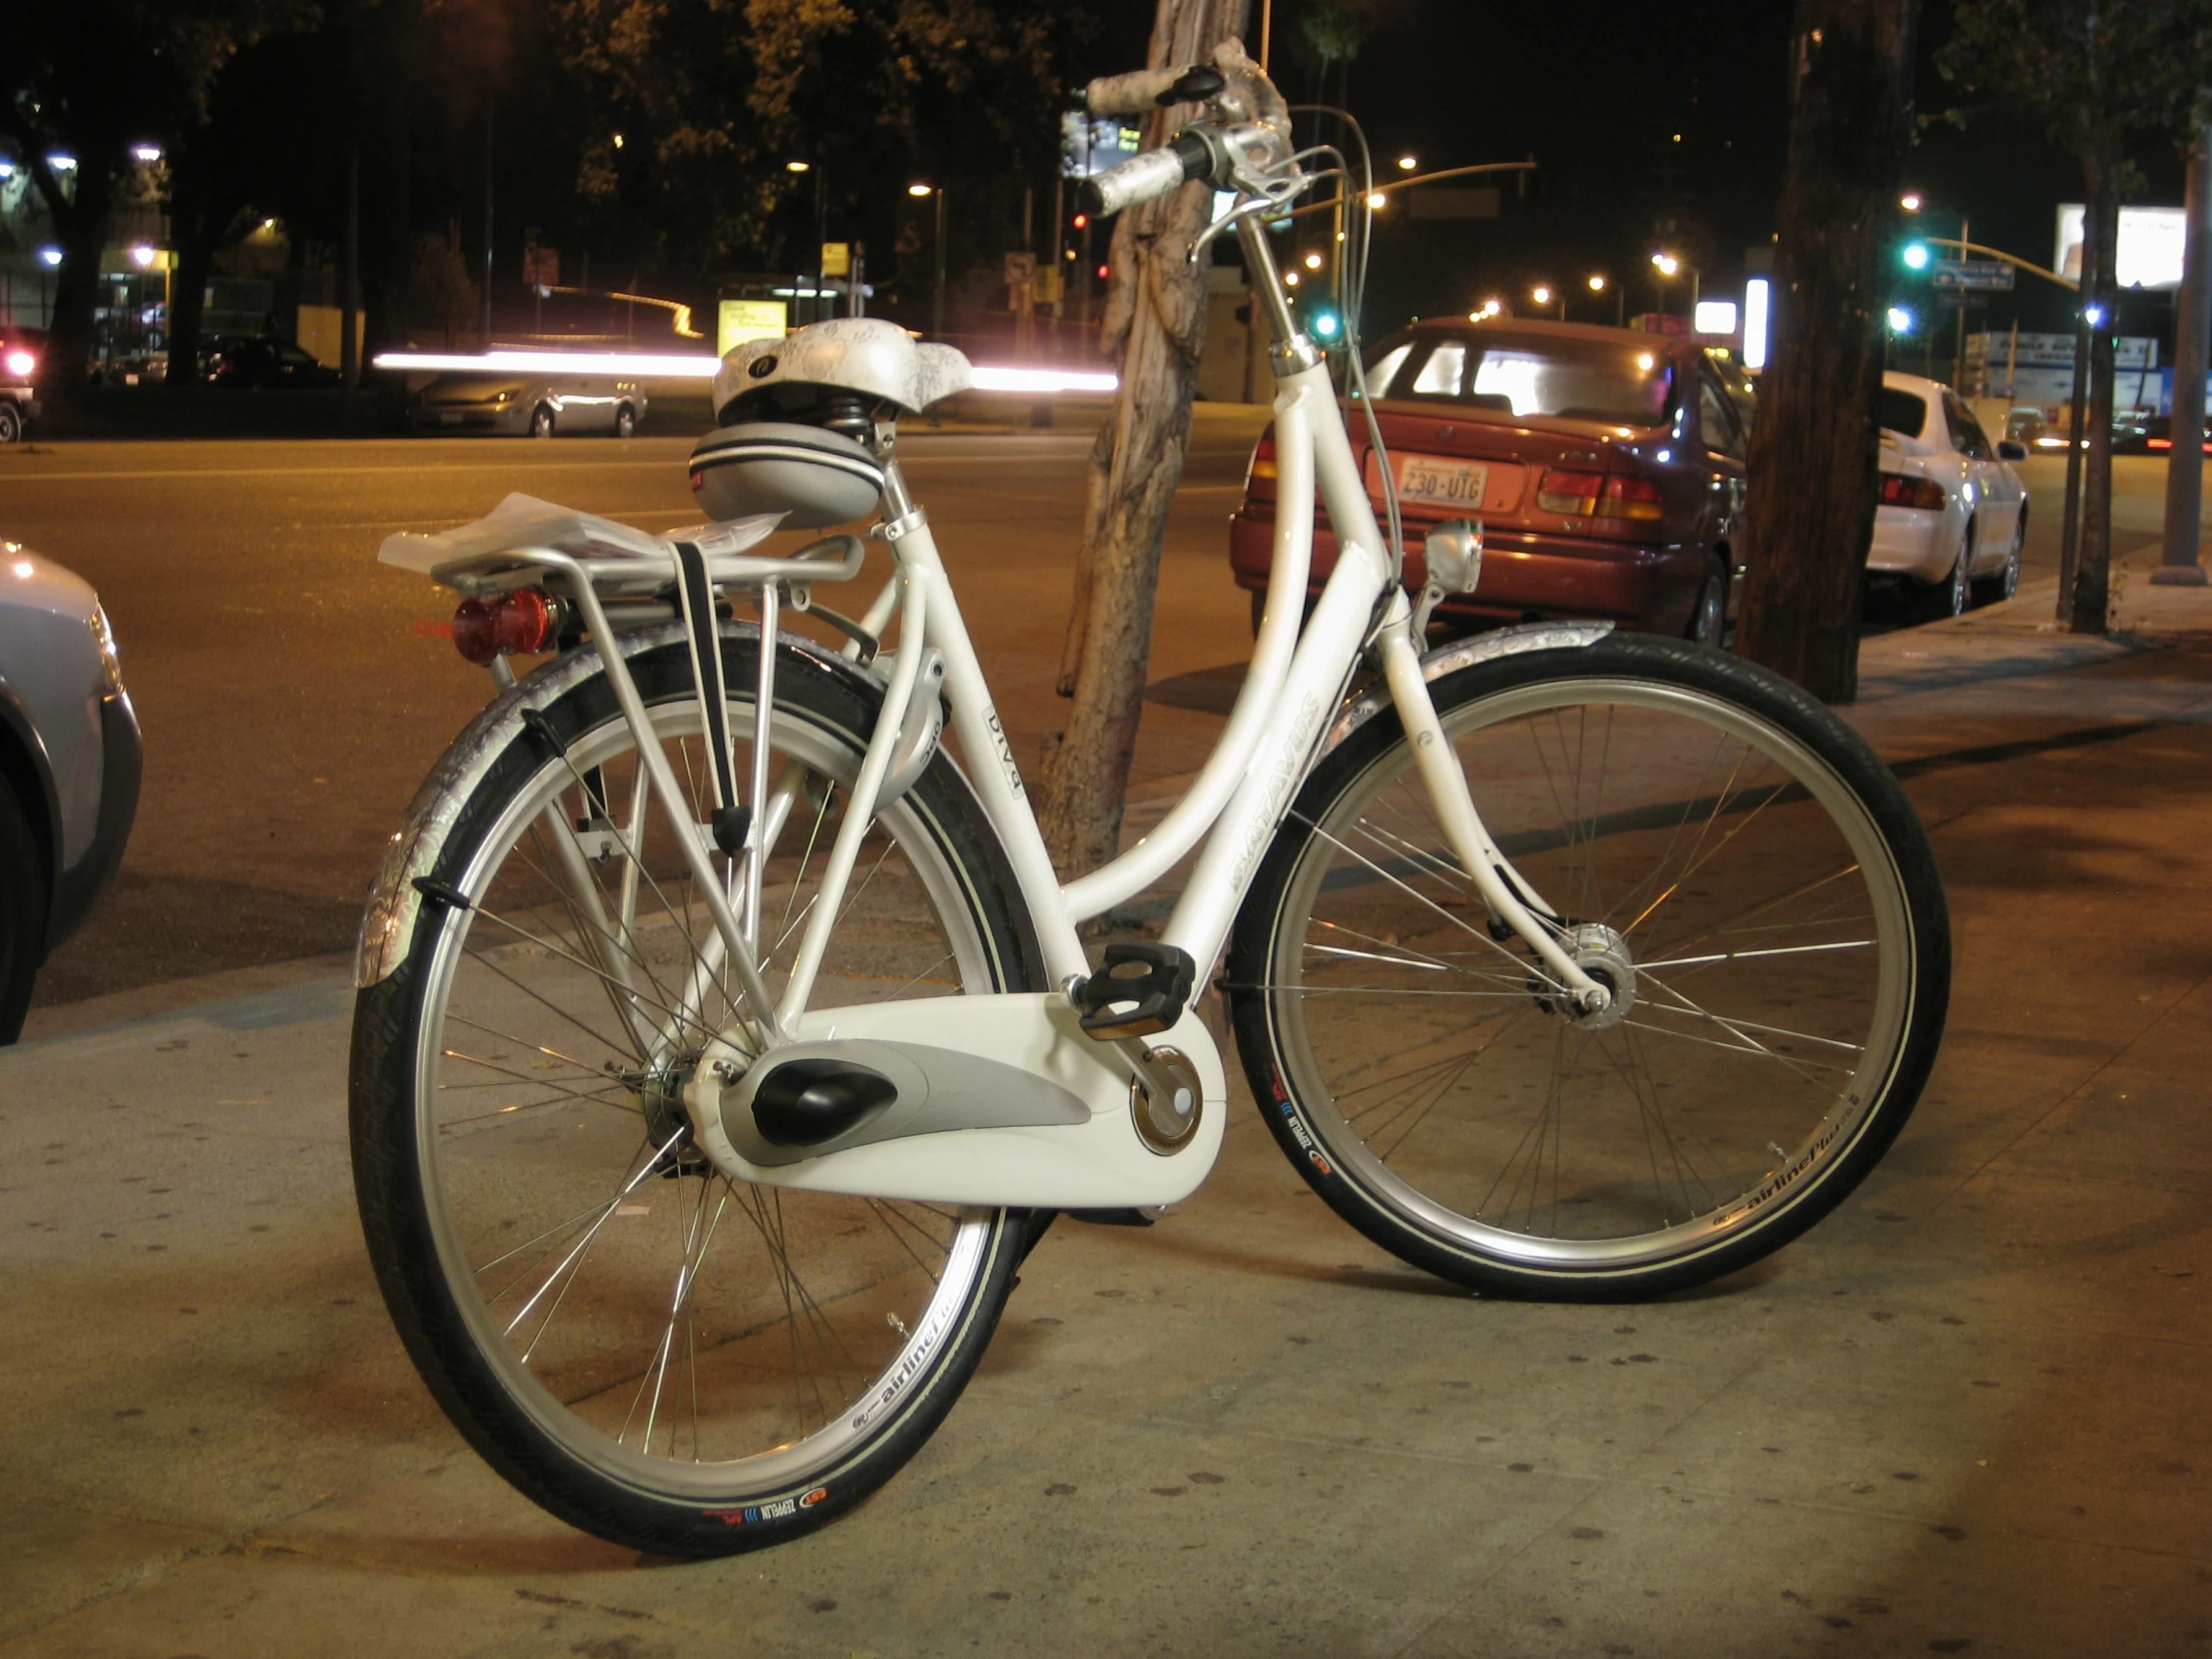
[1370,590,1612,1017]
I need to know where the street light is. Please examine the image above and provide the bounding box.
[1900,191,1923,213]
[1396,154,1417,171]
[1365,191,1386,211]
[1650,252,1699,315]
[908,184,946,341]
[1303,252,1324,271]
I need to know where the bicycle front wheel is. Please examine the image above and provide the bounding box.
[351,631,1040,1555]
[1227,632,1947,1300]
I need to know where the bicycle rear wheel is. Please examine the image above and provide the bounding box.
[1227,632,1947,1300]
[351,631,1039,1555]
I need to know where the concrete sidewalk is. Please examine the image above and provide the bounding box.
[5,579,2212,1656]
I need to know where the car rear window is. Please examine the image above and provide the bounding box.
[1879,387,1928,438]
[1372,332,1676,425]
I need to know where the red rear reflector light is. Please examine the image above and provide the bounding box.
[2150,437,2172,450]
[1536,468,1605,514]
[1877,472,1946,511]
[1596,474,1665,521]
[1248,435,1278,483]
[452,586,563,665]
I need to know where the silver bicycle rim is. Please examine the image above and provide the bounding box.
[412,691,1004,1498]
[1267,674,1916,1271]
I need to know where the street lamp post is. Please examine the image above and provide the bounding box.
[1650,252,1699,319]
[1588,273,1622,326]
[789,160,827,324]
[909,184,946,341]
[1531,283,1562,319]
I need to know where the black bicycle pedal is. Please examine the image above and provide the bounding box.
[1073,941,1196,1040]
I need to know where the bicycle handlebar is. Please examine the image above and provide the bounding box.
[1075,131,1214,219]
[1085,66,1187,114]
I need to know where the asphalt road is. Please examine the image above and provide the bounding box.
[0,427,2177,1008]
[0,412,1266,1004]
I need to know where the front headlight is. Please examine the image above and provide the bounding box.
[88,600,123,694]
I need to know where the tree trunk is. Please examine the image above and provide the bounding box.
[1733,0,1921,704]
[1038,0,1250,880]
[165,140,214,396]
[2155,118,2212,583]
[2070,141,2123,633]
[27,148,120,426]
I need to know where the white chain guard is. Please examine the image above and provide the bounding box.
[684,992,1228,1208]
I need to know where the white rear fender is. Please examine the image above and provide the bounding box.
[683,993,1229,1208]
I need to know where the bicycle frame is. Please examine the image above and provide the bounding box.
[853,215,1604,1009]
[369,184,1612,1213]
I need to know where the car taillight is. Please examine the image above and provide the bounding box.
[1877,472,1946,510]
[1597,475,1665,521]
[1536,468,1606,514]
[3,349,33,378]
[452,586,564,665]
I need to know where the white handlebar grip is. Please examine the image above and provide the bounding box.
[1085,67,1188,115]
[1080,146,1200,218]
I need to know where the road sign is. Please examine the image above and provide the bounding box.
[522,245,559,286]
[1003,252,1037,289]
[1933,258,2014,291]
[821,243,850,276]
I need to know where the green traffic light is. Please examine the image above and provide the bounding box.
[1902,242,1931,272]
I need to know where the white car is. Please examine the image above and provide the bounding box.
[1869,371,2030,617]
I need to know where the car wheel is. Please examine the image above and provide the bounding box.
[1686,555,1729,651]
[1974,510,2025,606]
[0,401,21,445]
[0,788,47,1043]
[530,405,555,439]
[614,403,636,439]
[1921,534,1970,621]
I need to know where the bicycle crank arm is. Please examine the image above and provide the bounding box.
[682,993,1228,1208]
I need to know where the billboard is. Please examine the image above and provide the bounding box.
[1061,113,1140,180]
[2053,205,2187,289]
[717,299,787,356]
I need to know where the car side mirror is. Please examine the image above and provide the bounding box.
[1997,440,2028,462]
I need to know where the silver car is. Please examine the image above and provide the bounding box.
[0,544,141,1040]
[406,372,647,438]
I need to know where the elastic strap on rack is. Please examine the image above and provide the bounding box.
[670,541,752,857]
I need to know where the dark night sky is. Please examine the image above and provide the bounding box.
[1269,0,2194,346]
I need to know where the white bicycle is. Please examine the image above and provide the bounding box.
[350,47,1947,1556]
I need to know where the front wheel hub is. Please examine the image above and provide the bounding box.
[1565,922,1636,1029]
[1528,922,1638,1028]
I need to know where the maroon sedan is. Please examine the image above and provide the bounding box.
[1230,318,1750,645]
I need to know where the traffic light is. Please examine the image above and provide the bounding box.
[1901,242,1931,272]
[1310,309,1343,340]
